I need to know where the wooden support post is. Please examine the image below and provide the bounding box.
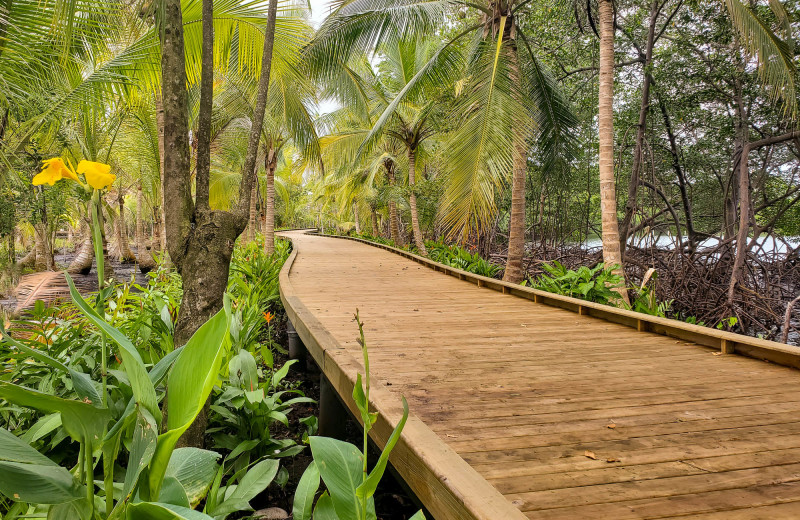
[578,305,587,316]
[721,339,735,355]
[533,294,541,303]
[477,280,484,288]
[287,320,306,368]
[637,319,648,332]
[319,373,348,440]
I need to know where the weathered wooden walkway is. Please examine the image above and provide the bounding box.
[278,230,800,520]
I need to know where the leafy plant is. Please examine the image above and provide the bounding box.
[293,311,424,520]
[208,348,314,472]
[0,275,266,520]
[534,261,624,305]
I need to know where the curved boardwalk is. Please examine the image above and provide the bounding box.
[279,231,800,519]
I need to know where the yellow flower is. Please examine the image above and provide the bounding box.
[31,158,78,186]
[77,160,115,190]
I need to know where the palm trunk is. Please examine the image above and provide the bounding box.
[156,93,168,255]
[114,193,136,263]
[247,183,258,243]
[503,143,526,283]
[136,184,144,256]
[352,201,361,234]
[597,0,629,305]
[385,161,403,246]
[33,222,53,271]
[264,148,276,254]
[406,147,427,254]
[68,219,94,274]
[370,206,379,237]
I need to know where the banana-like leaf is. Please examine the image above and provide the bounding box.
[0,428,85,505]
[210,458,279,518]
[0,382,110,446]
[292,461,320,520]
[147,300,232,497]
[308,437,364,520]
[165,448,221,507]
[66,273,161,423]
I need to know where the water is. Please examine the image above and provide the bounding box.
[581,235,800,255]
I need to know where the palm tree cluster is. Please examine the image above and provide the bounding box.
[1,0,797,326]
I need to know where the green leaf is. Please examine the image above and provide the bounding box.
[127,502,216,520]
[211,458,279,517]
[408,511,425,520]
[47,498,93,520]
[148,303,232,498]
[165,448,221,507]
[356,398,409,502]
[122,408,158,499]
[159,476,190,508]
[312,492,339,520]
[0,382,110,446]
[66,273,160,422]
[293,461,320,520]
[271,360,297,388]
[0,428,84,505]
[309,437,363,520]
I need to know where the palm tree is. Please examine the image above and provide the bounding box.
[306,0,577,282]
[596,0,626,302]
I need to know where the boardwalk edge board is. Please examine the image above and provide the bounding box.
[277,231,529,520]
[318,231,800,370]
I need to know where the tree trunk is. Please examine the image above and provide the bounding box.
[385,161,403,246]
[264,146,276,254]
[406,147,426,254]
[619,0,658,256]
[155,93,168,255]
[247,182,258,243]
[33,223,52,271]
[503,143,526,283]
[68,219,94,274]
[114,193,136,263]
[597,0,629,304]
[352,201,361,234]
[370,206,379,236]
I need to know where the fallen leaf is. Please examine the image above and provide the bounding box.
[584,450,597,460]
[607,423,617,429]
[606,458,620,463]
[712,352,722,356]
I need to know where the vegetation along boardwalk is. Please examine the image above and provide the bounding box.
[279,230,800,520]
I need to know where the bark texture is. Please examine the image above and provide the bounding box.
[597,0,629,304]
[407,147,427,254]
[503,143,526,283]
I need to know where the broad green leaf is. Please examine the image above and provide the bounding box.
[165,448,220,507]
[271,360,297,388]
[309,437,363,520]
[47,498,92,520]
[0,429,84,505]
[0,382,110,446]
[66,273,160,422]
[293,461,320,520]
[408,511,425,520]
[211,458,279,517]
[20,413,62,444]
[127,502,216,520]
[356,398,409,501]
[159,476,190,508]
[312,492,339,520]
[122,408,158,499]
[148,303,231,496]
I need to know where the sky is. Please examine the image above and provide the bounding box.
[306,0,338,115]
[308,0,333,28]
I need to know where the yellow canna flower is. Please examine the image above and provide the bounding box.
[77,160,115,190]
[31,158,78,186]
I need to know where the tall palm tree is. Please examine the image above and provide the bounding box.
[306,0,577,282]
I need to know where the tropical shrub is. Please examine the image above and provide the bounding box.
[425,241,502,278]
[532,261,624,305]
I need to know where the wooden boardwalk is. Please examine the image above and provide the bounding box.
[278,230,800,520]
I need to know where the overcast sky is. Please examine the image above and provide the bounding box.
[308,0,333,28]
